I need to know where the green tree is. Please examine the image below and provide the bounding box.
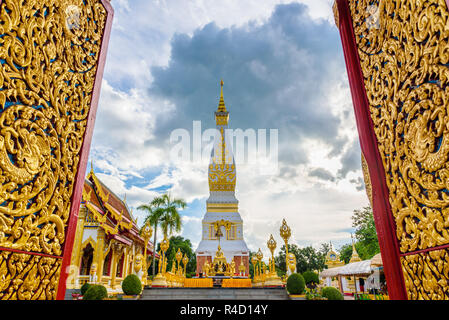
[138,193,186,277]
[275,244,328,274]
[156,236,197,277]
[352,206,380,258]
[156,193,186,237]
[340,206,380,263]
[138,203,164,277]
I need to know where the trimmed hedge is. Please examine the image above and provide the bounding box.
[286,273,305,295]
[321,286,344,300]
[83,284,108,300]
[302,271,319,288]
[80,282,91,296]
[122,274,142,295]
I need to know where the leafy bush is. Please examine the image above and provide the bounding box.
[305,288,326,300]
[80,282,91,296]
[302,271,319,288]
[286,273,305,295]
[321,286,344,300]
[122,274,142,295]
[83,284,108,300]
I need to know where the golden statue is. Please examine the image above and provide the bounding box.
[213,245,227,265]
[170,260,176,274]
[89,263,97,283]
[203,260,210,277]
[286,252,296,274]
[229,259,236,277]
[134,253,143,273]
[238,259,246,276]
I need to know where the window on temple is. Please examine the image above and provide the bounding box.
[226,225,236,240]
[116,253,124,277]
[209,225,218,240]
[80,243,94,275]
[103,250,112,276]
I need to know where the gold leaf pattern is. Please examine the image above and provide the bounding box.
[0,0,107,255]
[349,0,449,253]
[401,248,449,299]
[0,251,61,300]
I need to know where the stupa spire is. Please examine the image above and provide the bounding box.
[349,233,361,263]
[217,79,227,112]
[215,80,229,126]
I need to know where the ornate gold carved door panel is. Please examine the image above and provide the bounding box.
[335,0,449,299]
[0,0,113,300]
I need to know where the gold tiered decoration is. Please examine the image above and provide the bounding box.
[280,219,295,274]
[140,222,153,286]
[264,234,283,286]
[0,0,109,299]
[208,81,236,192]
[202,245,236,277]
[151,236,188,287]
[346,0,449,299]
[252,248,265,287]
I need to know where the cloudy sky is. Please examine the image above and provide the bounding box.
[89,0,369,257]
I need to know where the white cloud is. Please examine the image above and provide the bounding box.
[89,1,369,257]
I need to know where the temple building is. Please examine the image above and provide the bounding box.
[66,167,158,294]
[195,81,250,276]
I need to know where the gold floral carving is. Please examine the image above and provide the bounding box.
[0,0,107,255]
[348,0,449,253]
[361,152,373,208]
[0,251,61,300]
[401,248,449,300]
[332,1,339,29]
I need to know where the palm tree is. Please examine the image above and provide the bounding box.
[157,194,185,237]
[138,193,186,276]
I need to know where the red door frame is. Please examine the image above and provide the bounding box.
[334,0,408,299]
[56,0,114,299]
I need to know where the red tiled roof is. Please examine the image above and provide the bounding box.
[83,174,158,258]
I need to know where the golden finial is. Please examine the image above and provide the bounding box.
[90,160,94,173]
[349,233,361,263]
[217,79,227,112]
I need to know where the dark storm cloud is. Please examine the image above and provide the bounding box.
[309,168,336,182]
[148,3,347,166]
[338,139,362,178]
[350,177,365,191]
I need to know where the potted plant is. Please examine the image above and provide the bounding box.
[120,274,142,300]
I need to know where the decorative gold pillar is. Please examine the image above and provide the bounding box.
[110,242,124,289]
[265,234,282,286]
[140,223,153,286]
[95,229,106,283]
[71,206,88,269]
[182,254,189,276]
[152,236,170,287]
[280,219,292,275]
